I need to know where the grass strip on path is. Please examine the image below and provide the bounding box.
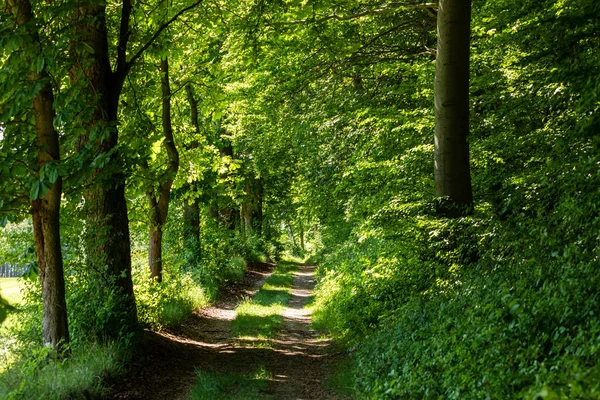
[190,263,297,399]
[230,262,296,340]
[190,367,271,400]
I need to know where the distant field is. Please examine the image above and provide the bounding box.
[0,278,24,306]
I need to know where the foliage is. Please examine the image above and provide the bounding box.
[133,265,209,330]
[305,0,600,397]
[1,0,599,396]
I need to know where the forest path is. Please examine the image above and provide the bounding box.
[106,263,342,399]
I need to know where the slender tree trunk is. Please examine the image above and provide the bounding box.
[148,223,163,280]
[241,178,264,236]
[10,0,70,350]
[434,0,473,217]
[286,221,297,249]
[299,222,305,251]
[183,196,201,262]
[219,143,237,230]
[253,179,263,237]
[70,3,137,334]
[183,84,201,260]
[147,57,179,282]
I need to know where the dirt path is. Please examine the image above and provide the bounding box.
[106,263,343,399]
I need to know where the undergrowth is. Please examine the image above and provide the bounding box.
[310,0,600,397]
[0,341,126,399]
[0,211,271,398]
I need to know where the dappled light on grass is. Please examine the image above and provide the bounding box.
[190,367,272,400]
[231,264,295,339]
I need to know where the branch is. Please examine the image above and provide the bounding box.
[125,0,204,73]
[271,2,437,26]
[116,0,133,74]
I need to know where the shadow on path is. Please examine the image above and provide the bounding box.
[105,264,343,400]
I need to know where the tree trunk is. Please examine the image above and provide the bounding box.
[70,3,137,334]
[299,222,305,252]
[217,143,238,230]
[434,0,473,217]
[10,0,70,350]
[148,224,163,281]
[183,84,201,261]
[183,196,201,262]
[286,221,297,249]
[253,179,264,237]
[147,57,179,282]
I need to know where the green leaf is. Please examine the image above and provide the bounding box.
[48,167,59,183]
[36,56,45,74]
[30,180,41,200]
[11,164,26,178]
[24,261,39,281]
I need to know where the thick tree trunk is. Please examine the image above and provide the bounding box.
[70,3,137,334]
[10,0,70,350]
[434,0,473,217]
[147,57,179,282]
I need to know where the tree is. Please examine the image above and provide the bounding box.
[182,84,202,264]
[147,57,179,282]
[9,0,69,349]
[433,0,473,217]
[69,1,138,333]
[68,0,202,332]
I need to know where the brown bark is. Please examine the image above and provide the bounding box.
[70,2,137,333]
[10,0,70,350]
[148,57,179,283]
[433,0,473,217]
[68,0,201,330]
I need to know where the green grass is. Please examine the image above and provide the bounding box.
[0,341,126,399]
[190,367,272,400]
[230,263,296,339]
[0,278,24,306]
[324,355,355,397]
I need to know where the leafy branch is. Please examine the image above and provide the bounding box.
[270,2,437,26]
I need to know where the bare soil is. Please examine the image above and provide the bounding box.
[105,263,345,399]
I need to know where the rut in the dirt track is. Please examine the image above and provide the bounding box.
[106,263,343,400]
